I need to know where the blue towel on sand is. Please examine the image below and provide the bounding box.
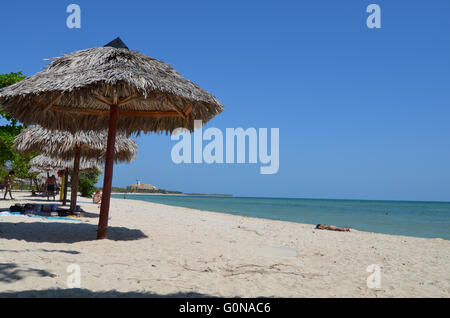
[0,212,27,217]
[31,216,82,222]
[1,212,81,222]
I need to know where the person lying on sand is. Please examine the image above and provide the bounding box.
[316,224,351,232]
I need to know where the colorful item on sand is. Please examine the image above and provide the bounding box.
[31,216,82,222]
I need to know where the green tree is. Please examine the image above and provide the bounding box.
[0,125,20,167]
[0,72,27,128]
[0,72,37,182]
[77,170,102,197]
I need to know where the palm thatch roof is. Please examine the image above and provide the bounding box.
[0,45,224,135]
[29,155,103,172]
[15,125,137,163]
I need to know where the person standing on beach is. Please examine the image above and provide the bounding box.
[3,170,15,200]
[45,175,57,201]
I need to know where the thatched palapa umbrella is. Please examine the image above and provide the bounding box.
[30,155,102,198]
[0,38,224,239]
[15,125,137,211]
[30,155,103,172]
[29,168,60,189]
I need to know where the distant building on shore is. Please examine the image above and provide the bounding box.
[130,179,157,191]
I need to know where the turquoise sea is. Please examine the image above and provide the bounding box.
[111,194,450,240]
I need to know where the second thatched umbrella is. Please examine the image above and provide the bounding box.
[0,37,223,239]
[30,155,103,172]
[16,125,137,211]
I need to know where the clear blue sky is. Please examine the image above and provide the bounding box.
[1,0,449,201]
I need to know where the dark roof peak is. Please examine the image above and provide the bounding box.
[104,37,129,50]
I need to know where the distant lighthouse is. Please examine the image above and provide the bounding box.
[136,179,141,186]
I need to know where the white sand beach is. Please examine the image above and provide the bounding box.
[0,192,449,297]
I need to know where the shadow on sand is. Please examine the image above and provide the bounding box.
[19,198,59,202]
[0,263,56,284]
[0,249,80,255]
[0,288,220,298]
[0,222,148,243]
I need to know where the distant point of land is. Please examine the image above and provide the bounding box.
[109,186,232,197]
[183,193,233,197]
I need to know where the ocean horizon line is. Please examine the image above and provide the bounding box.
[113,191,450,205]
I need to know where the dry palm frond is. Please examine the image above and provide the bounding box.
[15,125,137,163]
[30,155,103,172]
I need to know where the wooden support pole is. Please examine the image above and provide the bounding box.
[63,169,68,206]
[70,147,81,212]
[43,105,187,117]
[92,92,113,106]
[60,172,65,201]
[117,95,138,106]
[165,98,186,119]
[97,103,119,239]
[183,104,193,116]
